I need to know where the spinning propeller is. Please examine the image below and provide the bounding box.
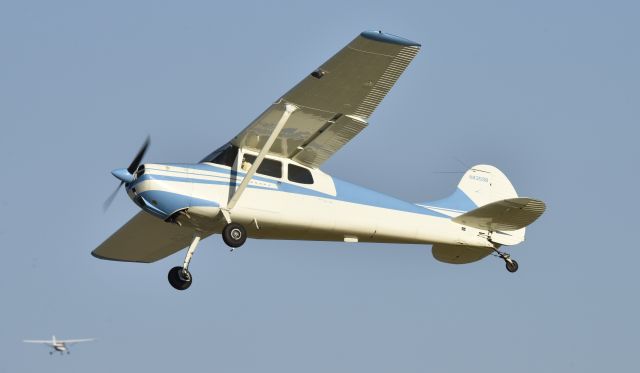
[103,136,150,211]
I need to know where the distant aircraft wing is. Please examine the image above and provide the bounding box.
[226,31,421,168]
[59,338,94,345]
[92,211,210,263]
[23,340,54,345]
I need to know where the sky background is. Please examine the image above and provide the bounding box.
[1,0,638,372]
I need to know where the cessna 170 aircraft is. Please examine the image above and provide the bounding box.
[23,336,94,355]
[93,31,546,290]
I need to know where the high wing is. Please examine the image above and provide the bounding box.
[58,338,94,345]
[23,340,54,345]
[92,211,210,263]
[227,31,421,168]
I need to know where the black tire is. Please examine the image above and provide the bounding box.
[505,259,519,273]
[222,223,247,248]
[168,266,192,290]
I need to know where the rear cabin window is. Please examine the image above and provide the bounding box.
[242,154,282,178]
[288,164,314,184]
[201,144,238,167]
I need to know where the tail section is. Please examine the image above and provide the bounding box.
[421,164,545,246]
[456,165,518,207]
[420,164,518,216]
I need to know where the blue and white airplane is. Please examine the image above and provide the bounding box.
[93,31,546,290]
[24,336,94,355]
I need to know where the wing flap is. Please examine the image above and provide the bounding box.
[292,114,367,167]
[452,197,546,231]
[92,212,205,263]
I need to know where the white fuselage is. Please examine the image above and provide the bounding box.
[126,153,492,249]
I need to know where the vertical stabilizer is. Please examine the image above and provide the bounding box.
[419,164,518,216]
[457,165,518,207]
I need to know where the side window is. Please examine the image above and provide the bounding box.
[288,164,314,184]
[202,144,238,167]
[242,154,282,178]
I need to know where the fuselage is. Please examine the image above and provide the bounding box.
[125,148,491,249]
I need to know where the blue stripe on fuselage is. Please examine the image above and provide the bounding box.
[129,163,447,218]
[420,188,477,213]
[331,178,446,217]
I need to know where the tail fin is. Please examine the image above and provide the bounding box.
[456,165,519,207]
[420,164,518,215]
[421,165,545,246]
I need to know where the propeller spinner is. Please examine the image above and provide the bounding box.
[103,136,150,211]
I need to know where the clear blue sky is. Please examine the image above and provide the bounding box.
[1,0,638,372]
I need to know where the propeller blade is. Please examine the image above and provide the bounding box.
[103,181,124,212]
[127,136,150,174]
[104,136,150,212]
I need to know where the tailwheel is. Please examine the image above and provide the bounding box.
[493,247,519,273]
[505,259,519,273]
[168,266,192,290]
[222,223,247,248]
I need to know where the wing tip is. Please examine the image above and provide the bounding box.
[91,249,149,263]
[360,30,421,47]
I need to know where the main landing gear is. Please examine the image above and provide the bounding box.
[168,233,201,290]
[493,248,519,273]
[222,223,247,249]
[167,223,248,290]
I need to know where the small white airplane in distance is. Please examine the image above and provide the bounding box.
[94,30,546,290]
[23,336,94,355]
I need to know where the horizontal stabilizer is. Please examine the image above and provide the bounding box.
[432,244,493,264]
[452,197,546,231]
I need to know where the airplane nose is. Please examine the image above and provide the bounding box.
[128,174,192,220]
[111,168,135,183]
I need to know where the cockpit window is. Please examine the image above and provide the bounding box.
[201,144,238,167]
[288,164,314,184]
[242,154,282,178]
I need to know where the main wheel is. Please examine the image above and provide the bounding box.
[168,266,192,290]
[505,259,519,273]
[222,223,247,248]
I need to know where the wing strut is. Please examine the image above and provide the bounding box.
[226,103,297,211]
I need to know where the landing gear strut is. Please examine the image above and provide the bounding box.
[493,248,519,273]
[168,233,201,290]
